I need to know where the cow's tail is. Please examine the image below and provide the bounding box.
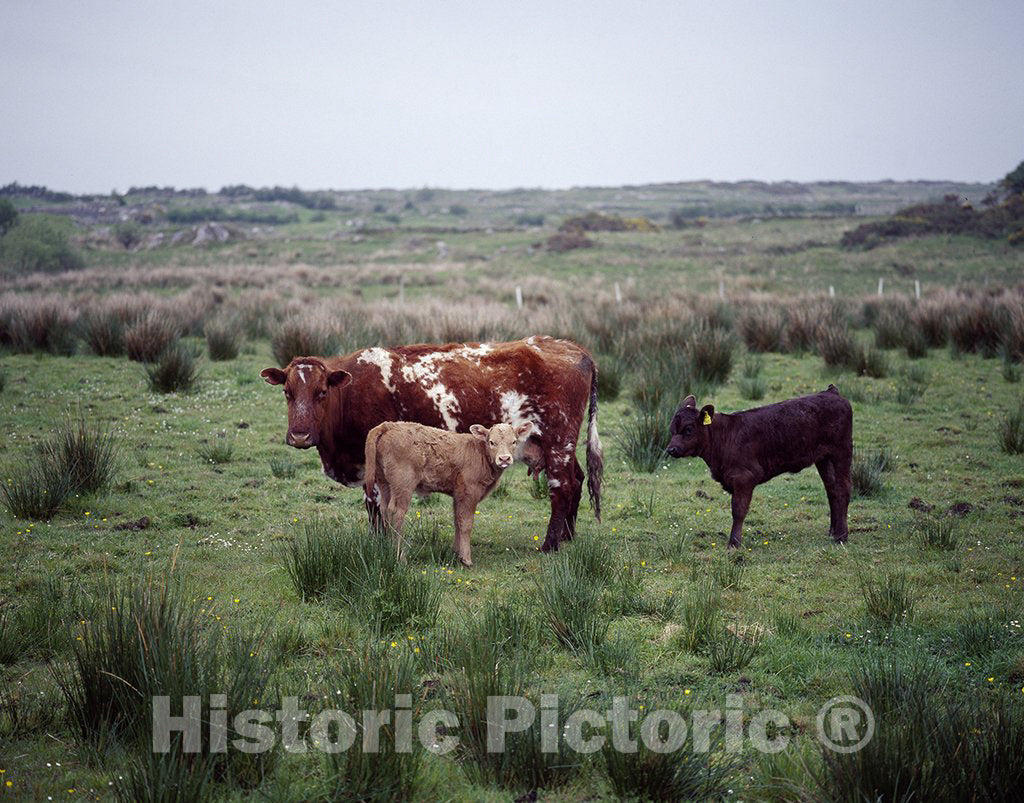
[586,362,603,522]
[363,425,386,532]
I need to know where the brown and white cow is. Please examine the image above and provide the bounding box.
[364,420,533,565]
[261,336,602,551]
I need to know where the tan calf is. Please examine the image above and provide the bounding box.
[363,421,532,566]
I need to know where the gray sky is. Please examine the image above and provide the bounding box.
[3,1,1022,194]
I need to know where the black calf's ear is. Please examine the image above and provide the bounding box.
[327,370,352,389]
[699,404,715,425]
[261,368,287,385]
[683,395,697,408]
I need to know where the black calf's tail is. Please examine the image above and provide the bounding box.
[586,364,603,521]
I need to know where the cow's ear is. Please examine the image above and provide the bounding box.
[469,424,488,440]
[261,368,287,385]
[700,404,715,426]
[327,370,352,389]
[515,421,533,438]
[683,394,697,409]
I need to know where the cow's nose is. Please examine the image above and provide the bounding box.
[288,431,312,448]
[666,445,681,458]
[496,455,513,468]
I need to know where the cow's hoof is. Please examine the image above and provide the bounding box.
[459,558,473,568]
[540,537,559,553]
[832,534,848,545]
[726,541,741,550]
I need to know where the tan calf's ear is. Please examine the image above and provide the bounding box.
[261,368,287,385]
[515,421,533,438]
[469,424,488,439]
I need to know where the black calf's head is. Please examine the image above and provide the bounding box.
[666,395,715,458]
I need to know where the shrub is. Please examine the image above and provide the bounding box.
[904,326,929,359]
[545,230,593,252]
[999,403,1024,454]
[739,375,766,400]
[1003,350,1022,382]
[145,341,200,393]
[950,296,1005,357]
[80,309,125,356]
[0,198,17,234]
[0,214,84,274]
[738,305,787,352]
[860,570,915,626]
[113,221,142,249]
[0,460,73,519]
[911,299,950,348]
[619,398,676,473]
[204,317,242,361]
[859,346,889,378]
[125,311,179,362]
[818,326,860,369]
[271,313,340,367]
[872,304,911,349]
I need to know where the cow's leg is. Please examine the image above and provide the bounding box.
[827,452,852,544]
[562,458,584,542]
[815,458,841,541]
[452,494,476,567]
[365,481,389,534]
[541,446,576,552]
[728,486,753,549]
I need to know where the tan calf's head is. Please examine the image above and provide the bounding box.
[469,422,533,469]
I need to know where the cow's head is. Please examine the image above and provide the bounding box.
[261,358,352,448]
[469,421,533,469]
[666,395,714,458]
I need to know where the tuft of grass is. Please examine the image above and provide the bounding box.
[708,626,760,673]
[269,457,297,479]
[37,410,119,495]
[271,313,340,367]
[860,570,915,626]
[687,323,736,385]
[80,309,126,357]
[125,311,179,362]
[0,459,74,519]
[851,447,889,497]
[535,553,609,659]
[952,607,1015,657]
[915,515,959,550]
[674,576,721,653]
[595,353,625,401]
[738,305,787,352]
[0,575,83,665]
[197,432,234,464]
[281,518,441,632]
[1003,350,1022,382]
[859,346,889,378]
[204,317,242,361]
[600,693,736,801]
[998,402,1024,454]
[528,470,548,500]
[318,645,422,801]
[619,397,676,473]
[145,341,200,393]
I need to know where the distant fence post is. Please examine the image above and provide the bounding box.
[614,282,622,304]
[718,279,725,299]
[915,279,921,300]
[829,285,835,298]
[877,278,884,296]
[515,286,523,309]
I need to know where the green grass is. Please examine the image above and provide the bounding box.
[1,212,1024,799]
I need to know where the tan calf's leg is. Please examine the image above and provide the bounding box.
[452,495,476,567]
[386,489,413,561]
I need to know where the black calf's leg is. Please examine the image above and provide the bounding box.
[830,452,852,543]
[815,458,840,540]
[728,486,753,549]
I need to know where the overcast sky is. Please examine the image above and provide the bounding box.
[2,1,1022,194]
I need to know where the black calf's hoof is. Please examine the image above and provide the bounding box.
[540,537,560,553]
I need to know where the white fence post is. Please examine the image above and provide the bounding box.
[614,282,622,304]
[915,279,921,299]
[829,285,835,298]
[515,286,523,309]
[877,278,884,296]
[718,279,725,299]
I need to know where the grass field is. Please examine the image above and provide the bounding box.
[1,192,1024,800]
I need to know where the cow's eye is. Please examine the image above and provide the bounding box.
[683,424,694,435]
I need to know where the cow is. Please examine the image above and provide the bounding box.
[364,420,533,566]
[665,386,853,548]
[260,336,602,552]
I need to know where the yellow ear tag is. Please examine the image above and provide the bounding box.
[702,411,712,426]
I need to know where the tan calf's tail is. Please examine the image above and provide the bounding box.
[363,425,387,528]
[586,363,603,521]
